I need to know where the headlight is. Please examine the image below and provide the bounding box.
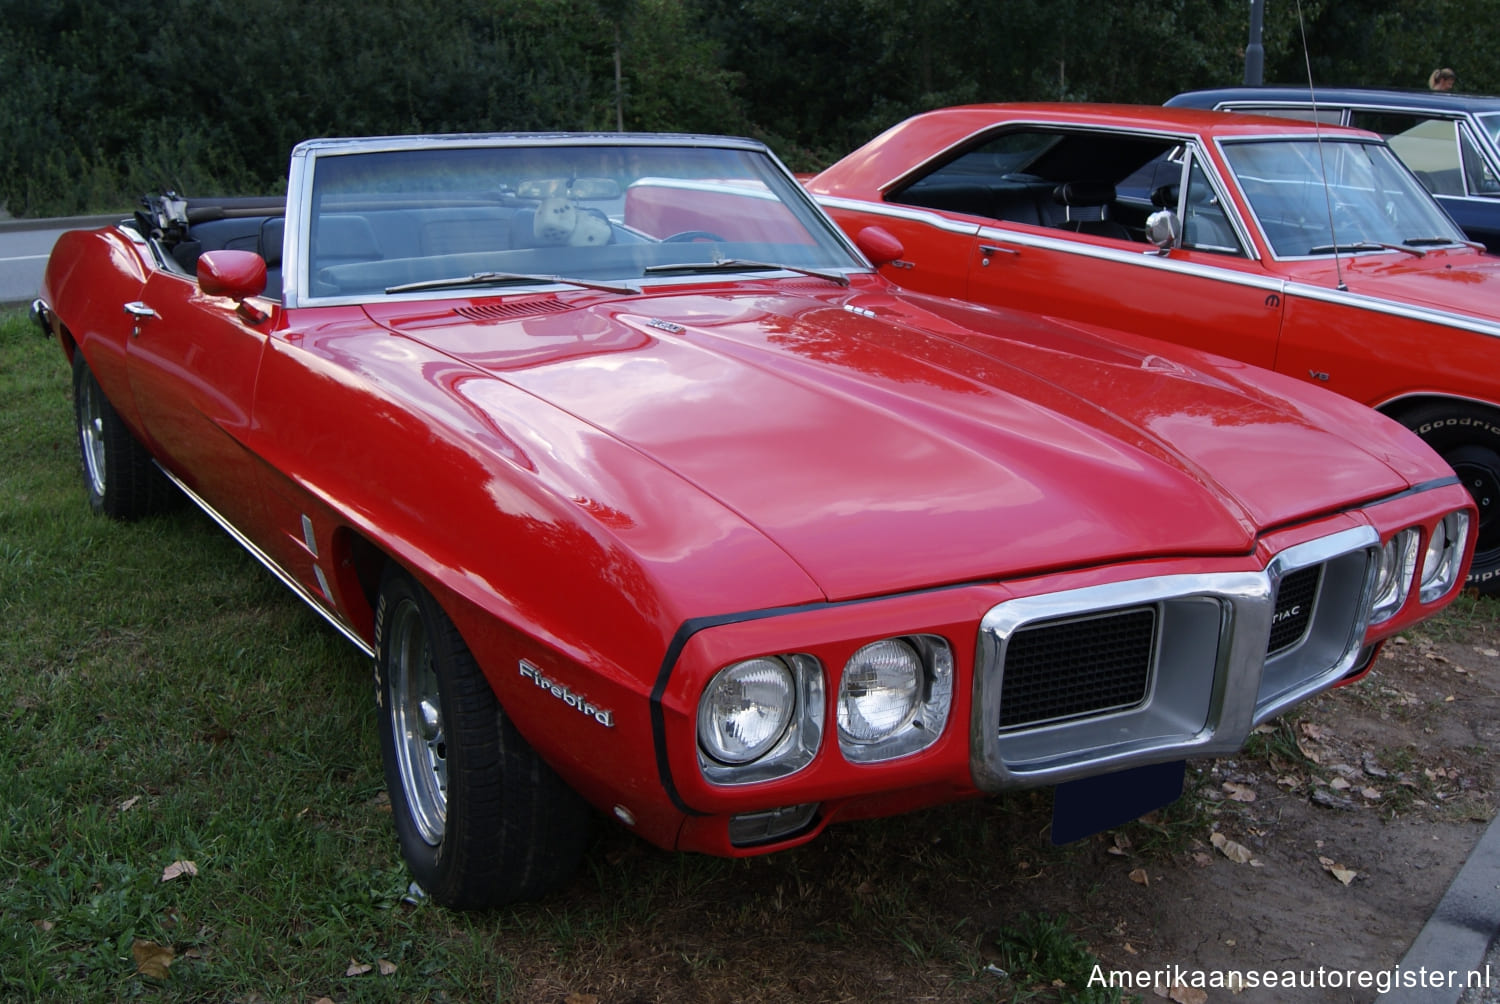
[837,635,953,763]
[1370,528,1419,623]
[1419,511,1470,603]
[698,658,794,764]
[697,654,824,785]
[838,639,922,742]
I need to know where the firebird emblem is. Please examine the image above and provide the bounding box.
[519,661,615,727]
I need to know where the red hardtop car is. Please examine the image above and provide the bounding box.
[809,102,1500,593]
[33,131,1474,908]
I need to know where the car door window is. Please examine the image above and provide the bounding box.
[1458,124,1500,196]
[889,128,1175,241]
[1351,111,1465,196]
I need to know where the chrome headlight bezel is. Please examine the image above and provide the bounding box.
[1419,511,1470,604]
[697,654,824,785]
[836,634,953,763]
[1370,528,1420,624]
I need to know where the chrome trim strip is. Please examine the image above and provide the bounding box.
[154,464,375,657]
[818,194,1500,343]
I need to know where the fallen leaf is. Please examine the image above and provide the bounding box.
[1222,781,1257,802]
[346,959,373,977]
[1361,787,1382,800]
[1124,942,1139,955]
[160,861,198,883]
[1444,695,1456,703]
[378,959,398,976]
[1296,737,1323,763]
[117,796,141,812]
[1129,868,1150,886]
[1319,855,1358,886]
[1170,986,1209,1004]
[1481,648,1498,658]
[565,995,600,1004]
[1210,831,1257,864]
[33,919,54,932]
[1330,777,1351,791]
[1300,722,1325,740]
[132,939,175,980]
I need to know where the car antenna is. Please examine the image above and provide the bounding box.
[1297,0,1348,291]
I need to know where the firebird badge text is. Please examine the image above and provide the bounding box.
[520,660,615,727]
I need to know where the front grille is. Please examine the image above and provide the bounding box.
[1267,564,1321,655]
[998,607,1156,730]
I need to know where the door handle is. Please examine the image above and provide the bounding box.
[123,301,158,337]
[979,244,1019,263]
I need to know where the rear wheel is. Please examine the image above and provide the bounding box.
[1402,402,1500,595]
[71,353,171,519]
[374,564,589,909]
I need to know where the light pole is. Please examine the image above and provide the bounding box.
[1245,0,1265,85]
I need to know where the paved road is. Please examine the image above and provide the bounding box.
[0,214,123,305]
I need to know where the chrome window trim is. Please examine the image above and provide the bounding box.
[283,132,857,309]
[969,526,1378,793]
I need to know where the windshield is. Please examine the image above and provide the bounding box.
[1480,113,1500,150]
[1219,138,1467,257]
[300,141,861,299]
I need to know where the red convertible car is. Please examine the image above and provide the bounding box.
[32,133,1474,909]
[807,103,1500,594]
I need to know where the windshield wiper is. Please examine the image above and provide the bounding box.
[386,271,640,295]
[644,259,851,287]
[1307,241,1390,256]
[1400,236,1463,247]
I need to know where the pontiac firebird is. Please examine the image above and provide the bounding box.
[32,132,1475,908]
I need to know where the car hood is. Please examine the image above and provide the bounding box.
[1297,250,1500,322]
[363,281,1418,601]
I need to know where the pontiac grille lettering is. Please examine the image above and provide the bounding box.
[519,661,615,727]
[1272,603,1302,625]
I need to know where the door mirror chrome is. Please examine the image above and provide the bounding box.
[1146,210,1183,252]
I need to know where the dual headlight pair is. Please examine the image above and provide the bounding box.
[696,635,953,784]
[1371,511,1470,623]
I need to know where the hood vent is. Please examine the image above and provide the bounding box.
[455,298,570,322]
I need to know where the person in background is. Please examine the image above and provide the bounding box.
[1430,67,1457,91]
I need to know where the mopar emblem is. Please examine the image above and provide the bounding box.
[519,660,615,727]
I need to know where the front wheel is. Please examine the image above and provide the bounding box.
[1402,402,1500,595]
[374,565,589,909]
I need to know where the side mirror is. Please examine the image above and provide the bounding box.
[198,250,267,299]
[198,250,270,323]
[1145,210,1182,252]
[855,226,904,267]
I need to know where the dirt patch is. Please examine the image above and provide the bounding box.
[492,600,1500,1004]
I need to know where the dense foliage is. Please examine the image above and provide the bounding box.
[2,0,1495,216]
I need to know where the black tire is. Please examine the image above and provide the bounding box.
[374,564,589,909]
[71,352,172,519]
[1403,402,1500,595]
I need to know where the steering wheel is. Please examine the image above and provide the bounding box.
[661,230,727,243]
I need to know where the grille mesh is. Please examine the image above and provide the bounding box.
[1268,564,1321,654]
[999,608,1156,730]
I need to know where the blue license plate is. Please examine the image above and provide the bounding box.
[1051,760,1186,844]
